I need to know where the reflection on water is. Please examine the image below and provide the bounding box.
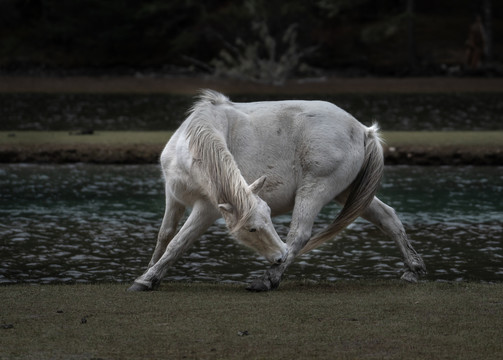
[0,164,502,285]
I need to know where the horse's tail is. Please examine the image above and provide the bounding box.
[299,124,384,255]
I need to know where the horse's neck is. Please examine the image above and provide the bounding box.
[186,120,254,218]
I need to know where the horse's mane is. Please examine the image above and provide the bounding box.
[188,89,230,112]
[186,90,256,231]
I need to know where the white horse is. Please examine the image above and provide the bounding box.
[128,90,425,292]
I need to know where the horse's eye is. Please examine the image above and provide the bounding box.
[249,228,257,233]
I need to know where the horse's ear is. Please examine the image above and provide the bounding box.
[218,203,234,214]
[249,176,266,194]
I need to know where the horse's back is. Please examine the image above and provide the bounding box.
[229,99,366,164]
[232,100,364,142]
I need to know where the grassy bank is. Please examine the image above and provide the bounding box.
[1,131,502,165]
[382,131,503,147]
[1,131,174,145]
[1,281,502,359]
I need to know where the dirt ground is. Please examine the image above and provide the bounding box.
[1,75,503,94]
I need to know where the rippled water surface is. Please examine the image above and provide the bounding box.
[1,164,502,285]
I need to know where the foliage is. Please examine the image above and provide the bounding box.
[0,0,500,74]
[211,20,317,84]
[206,0,320,83]
[360,13,410,44]
[317,0,371,18]
[0,0,204,67]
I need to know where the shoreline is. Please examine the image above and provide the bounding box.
[1,143,501,165]
[1,131,502,166]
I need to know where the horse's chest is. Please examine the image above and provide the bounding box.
[166,166,210,207]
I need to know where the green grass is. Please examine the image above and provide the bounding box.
[382,131,503,147]
[0,131,173,145]
[1,131,502,147]
[1,281,502,359]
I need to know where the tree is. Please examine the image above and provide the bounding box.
[406,0,416,68]
[209,0,318,84]
[482,0,493,61]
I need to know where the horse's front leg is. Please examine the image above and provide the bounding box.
[128,202,219,291]
[247,197,322,292]
[148,192,185,268]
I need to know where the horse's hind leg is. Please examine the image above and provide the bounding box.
[148,193,185,268]
[360,197,426,281]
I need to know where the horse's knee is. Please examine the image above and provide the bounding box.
[366,202,405,236]
[373,202,397,225]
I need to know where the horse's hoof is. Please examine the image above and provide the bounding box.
[407,257,427,276]
[401,271,419,283]
[127,282,152,292]
[246,279,272,292]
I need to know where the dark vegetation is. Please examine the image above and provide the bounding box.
[1,0,502,78]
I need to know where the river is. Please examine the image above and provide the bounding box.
[1,164,501,285]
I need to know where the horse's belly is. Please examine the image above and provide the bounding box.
[264,193,295,216]
[258,174,297,216]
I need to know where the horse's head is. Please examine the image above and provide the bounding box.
[218,176,288,264]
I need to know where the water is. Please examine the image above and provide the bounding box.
[0,164,502,285]
[1,93,502,131]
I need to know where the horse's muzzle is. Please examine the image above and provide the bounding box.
[273,249,289,264]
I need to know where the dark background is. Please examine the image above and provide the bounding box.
[0,0,501,77]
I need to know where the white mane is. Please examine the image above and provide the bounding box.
[188,89,230,113]
[186,90,256,231]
